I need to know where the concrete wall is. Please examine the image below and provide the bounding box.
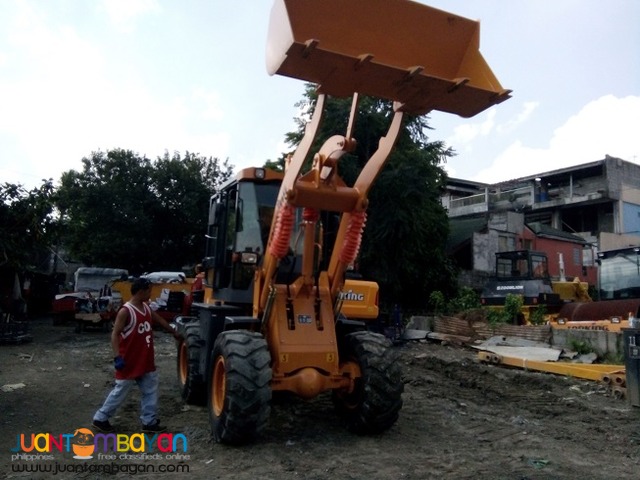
[472,231,495,273]
[551,328,625,359]
[600,232,640,251]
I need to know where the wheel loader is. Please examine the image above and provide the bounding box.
[175,0,510,444]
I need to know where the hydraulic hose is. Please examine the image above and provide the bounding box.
[303,207,319,223]
[269,203,295,259]
[339,210,366,265]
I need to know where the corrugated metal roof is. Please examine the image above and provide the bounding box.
[526,222,587,244]
[447,216,488,251]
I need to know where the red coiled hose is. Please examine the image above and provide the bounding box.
[339,210,366,265]
[303,208,319,223]
[269,203,295,258]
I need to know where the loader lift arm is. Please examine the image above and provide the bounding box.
[254,93,406,317]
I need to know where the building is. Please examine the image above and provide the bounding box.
[444,156,640,289]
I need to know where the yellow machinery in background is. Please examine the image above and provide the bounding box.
[481,250,591,324]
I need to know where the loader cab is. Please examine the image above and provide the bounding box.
[481,250,556,306]
[495,250,550,280]
[203,168,281,304]
[597,247,640,300]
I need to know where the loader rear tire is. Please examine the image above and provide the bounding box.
[177,323,206,405]
[333,331,404,434]
[208,330,272,444]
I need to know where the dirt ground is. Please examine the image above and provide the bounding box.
[1,316,640,480]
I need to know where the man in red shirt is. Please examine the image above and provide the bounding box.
[92,277,181,433]
[191,264,204,292]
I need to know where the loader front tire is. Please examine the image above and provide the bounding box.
[208,330,272,444]
[333,331,404,434]
[177,323,205,405]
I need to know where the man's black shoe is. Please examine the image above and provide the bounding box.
[142,421,167,433]
[92,420,115,433]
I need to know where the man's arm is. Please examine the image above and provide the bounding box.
[111,308,128,356]
[151,310,182,340]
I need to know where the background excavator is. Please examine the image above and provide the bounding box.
[175,0,510,444]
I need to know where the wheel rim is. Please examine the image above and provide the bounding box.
[178,341,188,385]
[337,360,362,410]
[212,356,226,417]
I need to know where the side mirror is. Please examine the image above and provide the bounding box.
[209,202,223,227]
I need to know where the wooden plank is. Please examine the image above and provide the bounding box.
[427,332,472,345]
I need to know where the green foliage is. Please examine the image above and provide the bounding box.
[428,287,480,315]
[428,291,446,315]
[503,294,524,322]
[263,158,284,172]
[55,149,233,274]
[448,287,481,313]
[529,304,547,325]
[287,84,457,312]
[601,351,624,365]
[569,339,594,355]
[0,180,56,269]
[486,309,508,329]
[485,294,524,328]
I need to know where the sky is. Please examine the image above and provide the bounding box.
[0,0,638,190]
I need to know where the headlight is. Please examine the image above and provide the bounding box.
[240,252,258,264]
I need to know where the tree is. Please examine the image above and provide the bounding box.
[283,84,458,312]
[151,151,233,269]
[0,180,56,270]
[55,149,232,274]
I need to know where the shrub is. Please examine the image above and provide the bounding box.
[428,287,481,316]
[448,287,481,313]
[503,294,524,323]
[569,339,594,355]
[485,294,524,328]
[428,291,446,315]
[529,304,547,325]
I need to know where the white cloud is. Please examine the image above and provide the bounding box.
[447,108,496,145]
[193,88,224,122]
[473,95,640,183]
[497,101,539,134]
[99,0,161,32]
[0,1,231,187]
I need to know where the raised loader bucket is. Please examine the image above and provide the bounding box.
[266,0,511,117]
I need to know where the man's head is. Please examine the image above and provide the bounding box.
[131,277,151,295]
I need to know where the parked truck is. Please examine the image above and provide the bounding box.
[175,0,510,444]
[52,267,128,331]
